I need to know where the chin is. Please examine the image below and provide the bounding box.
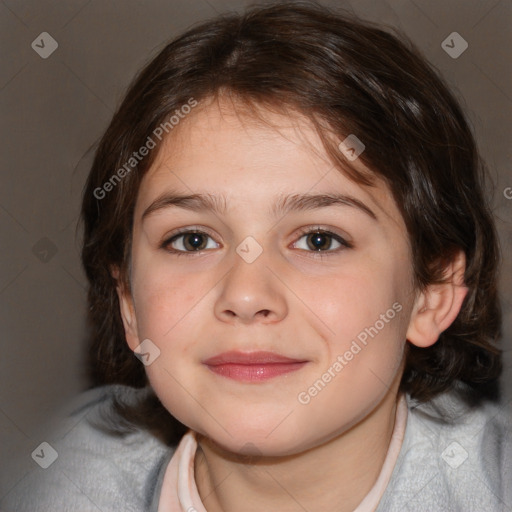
[192,415,318,458]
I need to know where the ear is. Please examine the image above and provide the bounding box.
[406,250,468,348]
[111,265,140,352]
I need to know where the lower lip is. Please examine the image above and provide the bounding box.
[205,362,307,382]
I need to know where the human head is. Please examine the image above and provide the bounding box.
[81,1,501,442]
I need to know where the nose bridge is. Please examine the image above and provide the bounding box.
[214,235,287,323]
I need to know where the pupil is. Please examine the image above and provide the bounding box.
[309,232,329,251]
[185,233,205,251]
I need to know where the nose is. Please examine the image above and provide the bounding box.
[214,246,288,325]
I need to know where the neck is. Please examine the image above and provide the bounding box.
[194,387,402,512]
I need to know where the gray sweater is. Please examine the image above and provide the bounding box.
[1,384,510,511]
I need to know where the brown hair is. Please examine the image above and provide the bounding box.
[81,1,502,443]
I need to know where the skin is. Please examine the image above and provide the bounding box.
[116,97,468,511]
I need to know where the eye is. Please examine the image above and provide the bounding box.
[292,228,352,254]
[161,229,219,255]
[160,227,352,256]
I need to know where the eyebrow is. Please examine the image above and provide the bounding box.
[141,191,377,221]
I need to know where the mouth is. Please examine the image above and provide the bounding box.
[203,351,309,383]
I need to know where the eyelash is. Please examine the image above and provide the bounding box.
[160,226,353,258]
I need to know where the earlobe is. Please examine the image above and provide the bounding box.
[406,251,468,348]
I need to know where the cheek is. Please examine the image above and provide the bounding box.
[131,256,204,339]
[297,302,407,438]
[130,265,212,427]
[304,261,409,388]
[293,260,404,348]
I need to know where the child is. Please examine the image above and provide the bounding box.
[2,2,510,511]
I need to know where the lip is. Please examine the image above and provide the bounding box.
[203,351,308,382]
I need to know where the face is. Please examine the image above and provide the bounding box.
[118,98,418,456]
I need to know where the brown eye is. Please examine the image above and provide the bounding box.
[181,232,208,251]
[293,229,352,253]
[306,232,334,251]
[162,230,219,254]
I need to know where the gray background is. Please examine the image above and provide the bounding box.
[1,0,511,499]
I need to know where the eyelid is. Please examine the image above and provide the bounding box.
[163,225,218,241]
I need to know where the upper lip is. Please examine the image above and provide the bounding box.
[203,351,307,365]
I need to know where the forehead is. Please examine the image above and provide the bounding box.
[135,98,403,227]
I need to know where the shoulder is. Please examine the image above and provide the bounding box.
[0,384,176,512]
[379,390,512,512]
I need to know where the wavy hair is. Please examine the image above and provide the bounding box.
[81,1,502,443]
